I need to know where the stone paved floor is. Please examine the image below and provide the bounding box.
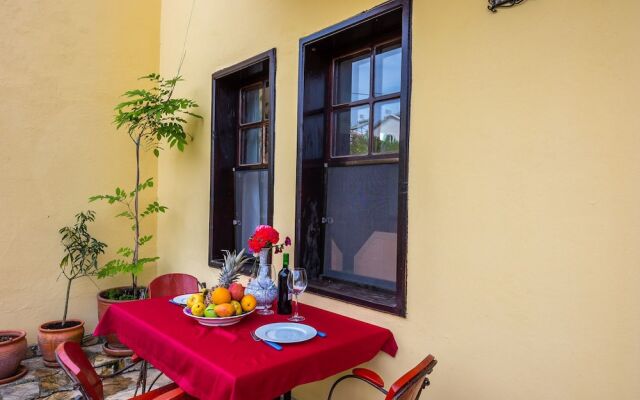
[0,343,173,400]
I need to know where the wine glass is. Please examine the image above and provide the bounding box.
[253,264,276,316]
[287,268,308,322]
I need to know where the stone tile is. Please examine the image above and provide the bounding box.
[40,391,83,400]
[37,370,74,397]
[103,375,135,398]
[0,381,40,400]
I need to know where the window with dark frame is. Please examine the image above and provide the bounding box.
[234,79,270,252]
[295,2,410,316]
[209,51,276,269]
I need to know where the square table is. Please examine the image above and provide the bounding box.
[94,297,397,400]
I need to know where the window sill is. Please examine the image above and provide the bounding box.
[306,277,405,317]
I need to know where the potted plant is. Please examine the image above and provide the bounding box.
[38,211,107,367]
[0,330,28,383]
[90,74,200,355]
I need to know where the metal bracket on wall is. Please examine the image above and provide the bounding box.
[488,0,527,12]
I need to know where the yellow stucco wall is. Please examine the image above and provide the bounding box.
[0,1,161,342]
[154,0,640,399]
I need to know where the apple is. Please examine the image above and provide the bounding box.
[204,304,217,318]
[229,282,245,302]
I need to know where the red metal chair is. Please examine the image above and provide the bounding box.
[143,274,199,393]
[148,273,200,298]
[327,355,437,400]
[55,341,191,400]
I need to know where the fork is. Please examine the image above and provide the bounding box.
[250,331,282,351]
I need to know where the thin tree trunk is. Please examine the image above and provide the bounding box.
[133,140,140,297]
[62,278,72,327]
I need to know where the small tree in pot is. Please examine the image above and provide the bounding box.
[90,74,200,299]
[38,210,107,367]
[89,74,200,355]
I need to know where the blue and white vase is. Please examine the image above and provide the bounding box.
[245,248,278,309]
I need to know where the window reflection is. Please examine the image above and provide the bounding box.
[335,53,370,104]
[241,86,263,124]
[263,81,270,121]
[374,44,402,96]
[334,105,370,156]
[373,99,400,154]
[240,127,262,164]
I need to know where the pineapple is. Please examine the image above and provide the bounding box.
[217,249,250,288]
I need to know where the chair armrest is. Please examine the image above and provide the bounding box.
[133,384,192,400]
[327,372,388,400]
[353,368,385,388]
[153,388,190,400]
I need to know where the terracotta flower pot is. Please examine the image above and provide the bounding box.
[97,286,145,357]
[38,320,84,368]
[0,330,27,379]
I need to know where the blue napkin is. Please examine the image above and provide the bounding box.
[263,340,283,351]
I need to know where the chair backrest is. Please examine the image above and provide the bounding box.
[386,355,437,400]
[55,341,103,400]
[148,273,199,298]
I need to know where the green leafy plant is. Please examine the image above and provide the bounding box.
[90,74,201,298]
[59,211,107,326]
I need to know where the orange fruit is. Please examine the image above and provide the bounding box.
[212,287,231,305]
[240,294,257,312]
[214,303,235,318]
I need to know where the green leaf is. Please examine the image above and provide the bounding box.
[116,247,133,257]
[138,235,153,246]
[115,211,134,219]
[97,259,132,279]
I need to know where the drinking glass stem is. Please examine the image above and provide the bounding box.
[293,293,299,318]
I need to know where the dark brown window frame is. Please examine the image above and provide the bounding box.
[329,38,402,162]
[294,0,412,317]
[237,81,270,169]
[209,49,276,267]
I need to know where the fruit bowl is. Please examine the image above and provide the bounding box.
[183,307,255,327]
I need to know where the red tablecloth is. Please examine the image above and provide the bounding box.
[94,297,397,400]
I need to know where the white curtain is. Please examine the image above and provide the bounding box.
[235,169,269,252]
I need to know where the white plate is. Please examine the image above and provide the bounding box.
[255,323,317,344]
[182,307,254,327]
[172,294,194,306]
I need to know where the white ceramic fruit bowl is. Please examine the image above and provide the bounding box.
[183,307,255,327]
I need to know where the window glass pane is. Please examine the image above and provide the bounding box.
[373,99,400,154]
[263,81,270,120]
[240,127,262,165]
[241,86,263,124]
[334,105,370,157]
[323,164,398,291]
[374,43,402,96]
[335,53,370,104]
[235,169,269,253]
